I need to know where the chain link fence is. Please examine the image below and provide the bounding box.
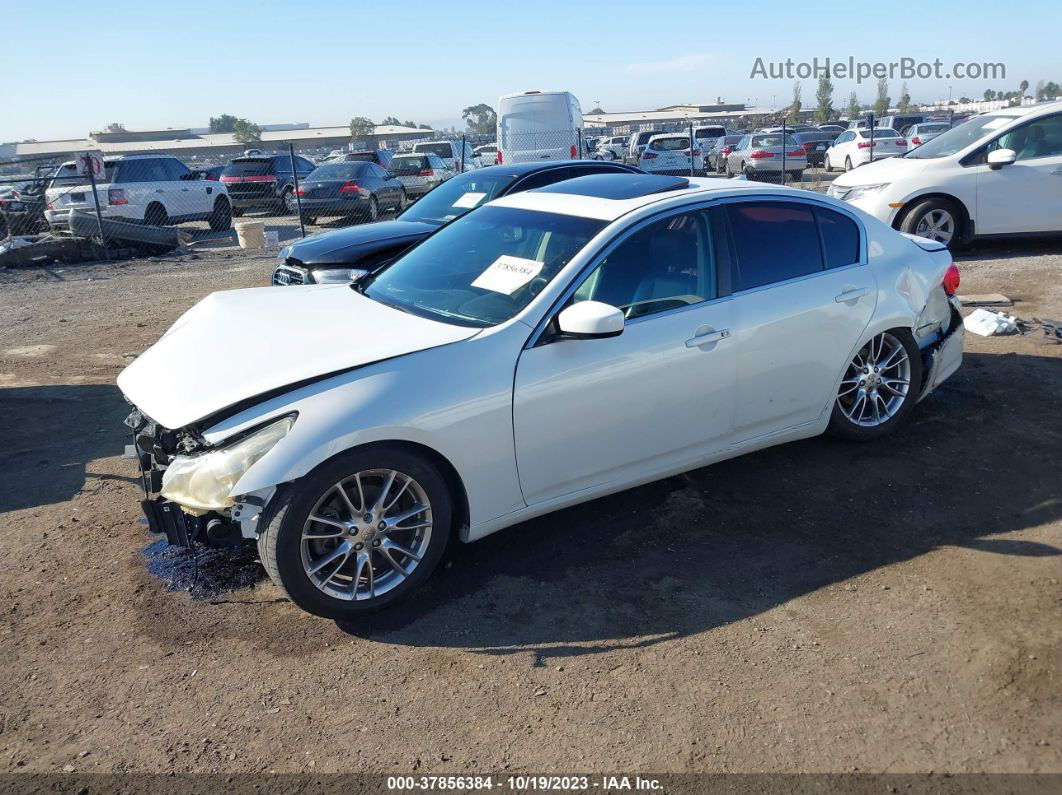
[0,110,967,253]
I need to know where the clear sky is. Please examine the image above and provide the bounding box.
[3,0,1060,141]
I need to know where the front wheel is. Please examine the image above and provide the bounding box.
[823,155,832,172]
[257,445,453,619]
[827,329,923,441]
[899,198,961,248]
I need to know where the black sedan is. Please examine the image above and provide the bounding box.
[287,162,406,226]
[272,160,642,285]
[793,131,840,167]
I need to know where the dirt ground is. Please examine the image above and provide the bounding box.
[0,233,1060,778]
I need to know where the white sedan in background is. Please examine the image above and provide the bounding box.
[118,173,963,620]
[638,134,701,174]
[828,100,1062,247]
[824,128,909,172]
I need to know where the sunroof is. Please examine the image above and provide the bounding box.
[533,173,690,200]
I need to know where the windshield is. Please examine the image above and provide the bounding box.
[306,163,363,180]
[414,143,455,158]
[397,171,515,225]
[364,206,605,327]
[905,114,1017,158]
[49,162,118,189]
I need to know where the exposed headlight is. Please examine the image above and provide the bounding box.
[311,267,368,284]
[160,416,294,512]
[835,183,889,202]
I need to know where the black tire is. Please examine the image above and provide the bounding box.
[300,214,317,226]
[789,170,804,183]
[898,197,963,250]
[275,187,293,216]
[827,328,923,442]
[208,197,231,232]
[823,155,832,172]
[844,156,853,172]
[742,164,756,181]
[257,444,453,619]
[232,206,245,218]
[144,202,168,227]
[395,189,407,213]
[365,196,379,223]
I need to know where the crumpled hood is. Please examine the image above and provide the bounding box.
[831,155,935,187]
[117,285,478,429]
[282,220,436,264]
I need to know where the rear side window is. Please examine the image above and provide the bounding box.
[815,208,860,269]
[117,158,170,183]
[726,202,823,290]
[163,159,190,180]
[515,168,573,191]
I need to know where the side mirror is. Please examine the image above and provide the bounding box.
[987,148,1016,169]
[555,301,624,340]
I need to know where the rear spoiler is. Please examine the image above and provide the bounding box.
[899,232,948,252]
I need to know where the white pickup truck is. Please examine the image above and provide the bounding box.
[45,154,232,231]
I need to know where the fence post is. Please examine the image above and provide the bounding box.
[86,162,109,261]
[867,112,875,163]
[688,122,695,177]
[289,143,305,238]
[781,120,787,181]
[460,135,466,173]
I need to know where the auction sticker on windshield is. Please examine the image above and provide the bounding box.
[452,192,487,209]
[471,255,543,295]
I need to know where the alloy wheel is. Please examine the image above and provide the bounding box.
[300,469,433,601]
[914,209,955,244]
[836,332,912,427]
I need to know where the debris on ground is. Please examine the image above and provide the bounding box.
[964,308,1020,336]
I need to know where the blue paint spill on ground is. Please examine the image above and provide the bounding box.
[142,535,265,599]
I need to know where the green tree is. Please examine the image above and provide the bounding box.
[814,74,834,123]
[786,82,802,123]
[349,116,375,141]
[873,78,890,118]
[983,89,994,101]
[209,114,239,134]
[1019,79,1029,97]
[845,91,861,119]
[897,82,911,113]
[380,116,402,126]
[461,103,497,135]
[232,118,262,144]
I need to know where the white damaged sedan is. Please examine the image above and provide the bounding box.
[119,174,964,619]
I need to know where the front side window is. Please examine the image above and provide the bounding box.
[571,210,716,319]
[991,114,1062,161]
[727,202,822,291]
[364,206,604,327]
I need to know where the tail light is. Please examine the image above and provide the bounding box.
[857,141,872,149]
[911,136,922,145]
[721,147,733,156]
[219,175,238,184]
[570,145,577,159]
[339,181,366,195]
[108,188,128,205]
[417,168,434,177]
[749,150,774,159]
[942,264,960,296]
[496,150,503,164]
[786,150,804,157]
[294,187,306,197]
[642,152,658,159]
[895,140,906,146]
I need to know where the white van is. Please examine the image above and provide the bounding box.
[497,90,583,164]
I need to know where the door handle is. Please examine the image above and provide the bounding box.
[835,287,869,303]
[685,328,730,348]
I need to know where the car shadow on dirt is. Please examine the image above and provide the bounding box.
[0,383,130,514]
[953,237,1062,262]
[329,350,1062,658]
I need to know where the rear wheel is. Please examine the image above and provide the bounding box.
[144,202,168,227]
[208,197,231,232]
[827,329,922,441]
[900,198,961,248]
[257,445,452,619]
[232,206,245,218]
[299,213,317,226]
[823,155,832,172]
[395,188,407,213]
[365,196,379,223]
[844,156,854,172]
[742,163,755,180]
[276,187,293,216]
[789,170,804,183]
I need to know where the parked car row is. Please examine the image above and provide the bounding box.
[121,168,965,619]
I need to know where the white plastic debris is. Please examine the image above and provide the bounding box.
[963,308,1018,336]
